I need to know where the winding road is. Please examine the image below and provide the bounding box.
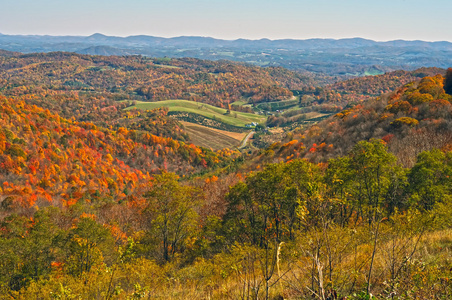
[239,131,254,149]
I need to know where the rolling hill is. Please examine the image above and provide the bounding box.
[1,34,452,76]
[0,94,238,212]
[125,100,265,127]
[0,51,301,112]
[252,71,452,168]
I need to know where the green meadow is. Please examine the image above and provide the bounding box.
[125,99,266,127]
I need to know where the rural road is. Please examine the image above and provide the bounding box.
[239,131,254,149]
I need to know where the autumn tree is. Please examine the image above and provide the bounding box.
[0,207,61,291]
[223,160,320,246]
[64,216,115,278]
[408,149,452,210]
[222,161,321,300]
[143,172,200,262]
[325,139,405,224]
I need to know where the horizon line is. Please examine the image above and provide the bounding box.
[0,32,451,44]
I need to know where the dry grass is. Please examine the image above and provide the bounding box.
[182,122,247,150]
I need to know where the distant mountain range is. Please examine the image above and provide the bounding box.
[1,33,452,76]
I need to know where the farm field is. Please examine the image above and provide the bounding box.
[256,97,299,111]
[181,122,247,150]
[231,100,248,106]
[304,111,330,120]
[125,100,265,127]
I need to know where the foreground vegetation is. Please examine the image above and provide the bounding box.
[1,139,451,299]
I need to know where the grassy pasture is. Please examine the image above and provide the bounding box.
[125,100,266,127]
[231,100,248,106]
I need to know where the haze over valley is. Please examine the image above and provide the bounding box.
[2,33,452,77]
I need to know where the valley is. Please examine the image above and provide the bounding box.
[2,34,452,77]
[0,48,451,299]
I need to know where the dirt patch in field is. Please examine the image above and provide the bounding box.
[181,122,247,150]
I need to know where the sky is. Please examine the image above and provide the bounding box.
[1,0,451,42]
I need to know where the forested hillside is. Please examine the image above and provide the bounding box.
[0,95,237,214]
[259,71,452,168]
[0,52,304,109]
[304,67,446,106]
[264,67,445,129]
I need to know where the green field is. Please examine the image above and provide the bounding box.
[231,100,248,106]
[125,100,266,127]
[364,69,384,76]
[256,98,299,112]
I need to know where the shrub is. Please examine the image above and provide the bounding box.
[390,117,419,128]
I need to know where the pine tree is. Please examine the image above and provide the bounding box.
[445,68,452,95]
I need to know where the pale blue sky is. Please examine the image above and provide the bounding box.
[1,0,451,41]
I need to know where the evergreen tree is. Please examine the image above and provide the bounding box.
[445,67,452,95]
